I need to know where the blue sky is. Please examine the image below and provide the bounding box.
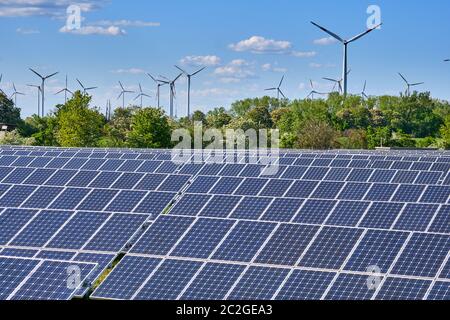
[1,0,450,118]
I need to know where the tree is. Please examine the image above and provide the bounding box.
[296,120,337,150]
[0,92,21,125]
[128,107,172,148]
[206,107,232,128]
[440,116,450,149]
[0,130,35,146]
[26,115,59,146]
[101,106,137,147]
[246,105,273,129]
[55,91,105,147]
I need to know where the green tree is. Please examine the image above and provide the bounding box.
[296,120,337,150]
[26,115,59,146]
[0,92,21,125]
[206,107,232,128]
[440,116,450,149]
[128,107,172,148]
[55,91,105,147]
[101,106,137,147]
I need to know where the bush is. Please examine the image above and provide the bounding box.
[296,120,337,149]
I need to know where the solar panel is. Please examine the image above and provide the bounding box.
[276,270,336,300]
[0,209,37,245]
[326,201,369,227]
[393,203,439,232]
[230,197,272,220]
[49,188,90,210]
[234,178,268,196]
[260,198,303,222]
[359,202,404,229]
[374,277,431,300]
[325,273,378,300]
[427,282,450,300]
[199,195,241,218]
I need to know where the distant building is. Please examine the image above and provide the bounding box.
[0,123,17,132]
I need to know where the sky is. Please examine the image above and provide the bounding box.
[1,0,450,118]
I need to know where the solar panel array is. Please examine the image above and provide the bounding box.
[0,146,449,300]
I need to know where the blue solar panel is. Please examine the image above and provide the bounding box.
[420,186,450,203]
[234,178,268,196]
[23,169,54,185]
[0,257,40,300]
[326,201,369,227]
[134,174,166,191]
[219,164,246,177]
[365,183,398,201]
[299,227,363,269]
[88,171,121,188]
[324,168,351,181]
[77,189,118,211]
[369,169,395,183]
[228,266,290,300]
[210,177,244,195]
[181,263,245,300]
[46,157,70,169]
[36,250,76,260]
[49,188,90,210]
[259,179,292,197]
[133,192,176,216]
[118,160,143,172]
[0,185,36,207]
[427,282,450,300]
[359,202,404,229]
[2,168,34,184]
[281,166,307,179]
[171,218,235,259]
[294,200,336,224]
[239,164,264,177]
[157,175,190,192]
[64,158,88,170]
[67,171,98,188]
[338,182,371,200]
[169,194,211,216]
[260,198,303,222]
[44,170,77,186]
[255,224,319,266]
[392,170,419,184]
[375,277,430,300]
[134,259,203,300]
[347,169,372,182]
[0,209,37,245]
[276,270,336,300]
[10,210,73,247]
[285,180,318,198]
[187,176,219,194]
[199,195,241,218]
[111,173,142,189]
[131,215,195,255]
[325,273,378,300]
[428,205,450,234]
[212,221,276,262]
[22,186,63,209]
[415,171,441,185]
[100,159,124,171]
[105,190,147,212]
[391,184,425,202]
[0,248,38,257]
[47,211,109,250]
[344,230,409,273]
[91,256,162,300]
[81,158,106,170]
[11,260,96,300]
[230,197,272,220]
[84,213,148,252]
[393,204,439,232]
[391,233,450,277]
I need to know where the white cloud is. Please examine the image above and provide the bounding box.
[91,20,160,27]
[190,88,239,98]
[0,0,106,17]
[16,27,40,34]
[309,62,336,69]
[180,55,221,67]
[291,51,317,58]
[261,63,287,73]
[313,36,338,46]
[229,36,292,54]
[59,25,126,36]
[111,68,146,75]
[214,59,255,83]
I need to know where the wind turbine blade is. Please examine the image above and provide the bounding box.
[13,83,17,91]
[174,65,187,74]
[117,92,123,100]
[363,80,367,92]
[279,89,286,99]
[347,23,382,43]
[278,75,285,88]
[86,87,98,91]
[398,73,408,84]
[310,79,314,89]
[45,72,59,79]
[148,73,158,82]
[29,68,43,79]
[265,88,277,91]
[77,79,84,89]
[55,89,65,95]
[139,83,143,92]
[174,73,183,82]
[119,81,125,90]
[411,82,424,86]
[445,59,450,62]
[323,77,337,83]
[310,21,344,43]
[192,67,206,76]
[133,94,140,101]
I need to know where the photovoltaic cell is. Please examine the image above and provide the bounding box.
[428,205,450,234]
[199,195,241,218]
[285,180,318,198]
[234,178,268,196]
[293,200,336,225]
[359,202,404,229]
[181,263,245,300]
[49,188,90,210]
[393,203,439,232]
[0,257,40,300]
[375,277,430,300]
[88,171,121,188]
[391,184,425,202]
[0,209,37,245]
[338,182,371,200]
[77,189,118,211]
[210,177,243,195]
[325,274,378,300]
[230,197,272,220]
[105,190,147,212]
[276,270,336,300]
[427,282,450,300]
[134,259,203,300]
[21,186,63,209]
[133,192,176,216]
[134,174,166,191]
[260,198,303,222]
[420,186,450,204]
[365,184,398,201]
[23,169,54,185]
[187,176,218,194]
[0,185,36,207]
[326,201,369,227]
[169,194,211,216]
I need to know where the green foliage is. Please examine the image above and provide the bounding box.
[0,130,35,146]
[0,92,21,125]
[26,115,59,146]
[127,108,172,148]
[440,116,450,149]
[206,107,232,128]
[296,120,338,150]
[366,127,392,149]
[102,106,138,147]
[55,91,105,147]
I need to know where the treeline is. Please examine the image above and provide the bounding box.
[1,90,450,150]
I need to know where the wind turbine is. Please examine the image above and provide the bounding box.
[29,68,59,117]
[265,75,287,100]
[0,74,4,95]
[10,83,25,107]
[147,73,167,109]
[361,81,369,99]
[174,65,206,118]
[322,70,351,94]
[105,100,112,121]
[159,74,182,118]
[77,78,97,94]
[311,21,382,97]
[55,75,73,103]
[27,84,41,115]
[307,80,327,99]
[117,81,134,108]
[398,73,424,96]
[134,83,151,108]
